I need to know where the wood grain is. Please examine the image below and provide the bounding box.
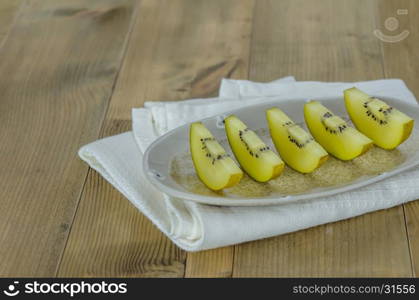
[234,209,410,277]
[1,0,416,277]
[58,122,185,277]
[406,201,419,276]
[232,0,413,277]
[58,0,254,277]
[375,0,419,276]
[185,247,234,278]
[0,0,23,48]
[0,0,136,276]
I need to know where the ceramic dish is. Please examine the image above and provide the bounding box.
[143,96,419,206]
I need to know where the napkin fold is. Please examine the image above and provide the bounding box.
[79,77,419,251]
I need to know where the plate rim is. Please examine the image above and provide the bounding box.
[143,96,419,206]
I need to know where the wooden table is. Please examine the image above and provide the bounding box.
[1,0,418,277]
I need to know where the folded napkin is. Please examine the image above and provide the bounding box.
[79,77,419,251]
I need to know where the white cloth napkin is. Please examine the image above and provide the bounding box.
[79,77,419,251]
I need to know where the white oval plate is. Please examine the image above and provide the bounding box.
[143,96,419,206]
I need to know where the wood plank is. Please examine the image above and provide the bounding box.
[0,0,24,48]
[185,247,234,278]
[406,202,419,276]
[375,0,419,276]
[232,0,412,277]
[234,209,410,277]
[58,125,186,277]
[58,0,254,277]
[0,0,136,276]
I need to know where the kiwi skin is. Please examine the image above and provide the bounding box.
[304,100,373,161]
[225,115,284,182]
[344,87,414,150]
[266,107,329,173]
[190,122,243,191]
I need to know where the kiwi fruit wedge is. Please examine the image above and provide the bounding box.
[304,100,373,160]
[224,115,284,182]
[344,87,414,150]
[190,122,243,190]
[266,107,329,173]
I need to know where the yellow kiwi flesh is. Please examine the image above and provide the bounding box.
[344,87,414,150]
[304,101,373,160]
[266,107,329,173]
[224,115,284,182]
[190,122,243,190]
